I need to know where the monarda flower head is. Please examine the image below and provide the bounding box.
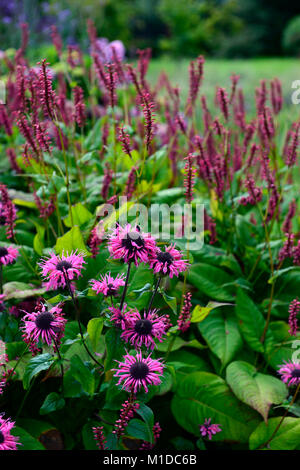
[40,250,86,290]
[149,244,189,278]
[22,303,66,348]
[108,224,157,266]
[113,351,164,394]
[120,309,167,350]
[199,418,222,440]
[0,414,20,450]
[278,361,300,387]
[90,273,125,297]
[0,245,18,265]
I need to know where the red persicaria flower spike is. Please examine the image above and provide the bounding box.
[16,112,39,156]
[120,308,167,350]
[0,414,21,450]
[278,233,295,263]
[126,64,143,99]
[101,163,113,200]
[282,199,296,234]
[22,303,66,349]
[0,105,12,136]
[149,244,189,278]
[35,123,52,154]
[92,426,107,450]
[239,176,262,206]
[278,361,300,387]
[178,292,192,333]
[183,154,197,204]
[113,399,140,438]
[270,78,283,115]
[124,167,137,200]
[285,124,299,168]
[186,55,204,114]
[73,86,86,128]
[255,80,268,114]
[118,126,132,158]
[104,63,117,108]
[288,299,300,336]
[199,418,222,441]
[0,184,17,239]
[258,106,275,149]
[293,240,300,266]
[40,250,86,291]
[216,87,229,121]
[113,350,164,394]
[90,272,125,297]
[37,59,56,119]
[204,209,217,245]
[108,223,157,266]
[140,91,155,150]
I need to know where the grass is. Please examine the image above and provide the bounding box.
[147,57,300,123]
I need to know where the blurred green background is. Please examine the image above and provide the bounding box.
[1,0,300,58]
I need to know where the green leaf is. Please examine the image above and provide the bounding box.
[64,203,93,227]
[55,226,90,256]
[187,263,234,301]
[105,328,124,371]
[3,281,46,300]
[11,426,45,450]
[226,361,287,422]
[125,419,152,443]
[171,371,260,443]
[235,288,271,353]
[249,417,300,450]
[33,224,45,255]
[198,311,242,366]
[70,355,95,395]
[23,353,54,390]
[191,301,233,323]
[40,392,65,415]
[87,317,104,352]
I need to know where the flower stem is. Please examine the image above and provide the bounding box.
[119,261,132,311]
[147,276,162,313]
[52,336,64,395]
[63,271,103,369]
[259,384,300,449]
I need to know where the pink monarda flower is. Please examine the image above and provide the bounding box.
[121,309,167,350]
[0,414,20,450]
[90,273,125,297]
[108,224,157,266]
[0,245,19,265]
[149,244,189,278]
[288,299,300,336]
[199,418,222,440]
[278,361,300,387]
[113,351,164,394]
[22,304,66,348]
[40,251,86,290]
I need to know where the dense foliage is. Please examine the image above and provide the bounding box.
[0,25,299,451]
[1,0,299,58]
